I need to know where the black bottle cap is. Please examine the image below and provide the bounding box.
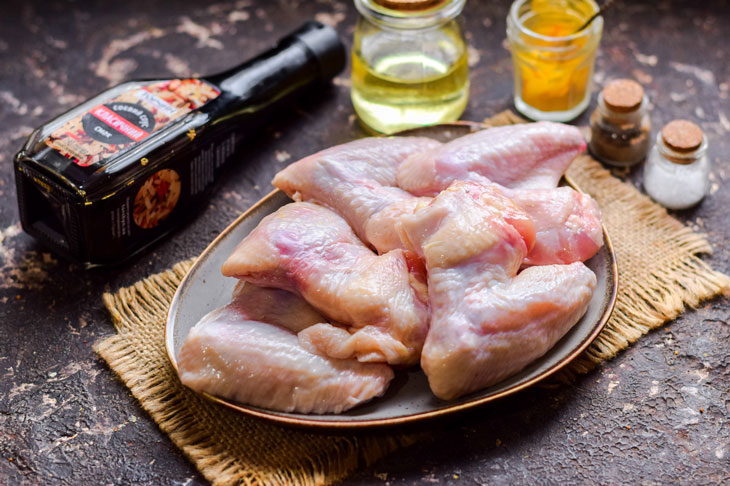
[289,21,346,81]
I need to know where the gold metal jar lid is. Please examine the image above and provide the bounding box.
[661,119,703,153]
[373,0,448,10]
[602,79,644,113]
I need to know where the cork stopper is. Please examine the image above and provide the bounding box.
[661,119,703,153]
[373,0,447,10]
[602,79,644,113]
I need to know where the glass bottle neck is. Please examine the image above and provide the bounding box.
[205,39,318,102]
[204,21,345,101]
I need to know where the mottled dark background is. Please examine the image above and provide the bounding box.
[1,1,729,485]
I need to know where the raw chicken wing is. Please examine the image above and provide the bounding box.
[397,122,586,195]
[509,187,603,266]
[273,137,441,253]
[178,307,393,414]
[398,181,596,400]
[221,202,429,365]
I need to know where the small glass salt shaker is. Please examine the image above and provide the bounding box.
[643,120,709,210]
[588,79,651,167]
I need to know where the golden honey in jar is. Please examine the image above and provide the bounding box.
[506,0,603,122]
[351,0,469,134]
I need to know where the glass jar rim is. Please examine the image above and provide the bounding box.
[355,0,466,29]
[508,0,603,44]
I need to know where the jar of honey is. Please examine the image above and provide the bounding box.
[351,0,469,134]
[506,0,603,122]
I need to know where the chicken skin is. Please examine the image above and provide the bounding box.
[398,181,596,400]
[273,136,440,253]
[396,122,586,195]
[221,202,429,365]
[178,302,393,414]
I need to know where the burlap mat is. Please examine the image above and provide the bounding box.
[95,111,729,486]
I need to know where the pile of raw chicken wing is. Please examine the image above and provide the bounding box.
[178,122,604,414]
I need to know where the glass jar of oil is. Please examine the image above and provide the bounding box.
[351,0,469,134]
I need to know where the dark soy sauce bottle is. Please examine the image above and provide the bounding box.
[14,21,345,267]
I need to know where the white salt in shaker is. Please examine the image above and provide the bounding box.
[643,120,709,210]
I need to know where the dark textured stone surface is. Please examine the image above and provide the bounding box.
[0,1,728,485]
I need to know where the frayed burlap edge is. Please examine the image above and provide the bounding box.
[95,260,418,486]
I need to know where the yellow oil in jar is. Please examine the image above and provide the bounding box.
[351,28,469,134]
[508,0,601,118]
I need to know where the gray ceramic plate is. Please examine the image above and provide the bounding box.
[165,123,618,429]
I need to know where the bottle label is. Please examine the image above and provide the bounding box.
[45,79,220,167]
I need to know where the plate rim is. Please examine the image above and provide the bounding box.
[164,124,619,429]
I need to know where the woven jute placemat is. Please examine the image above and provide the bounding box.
[96,111,729,486]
